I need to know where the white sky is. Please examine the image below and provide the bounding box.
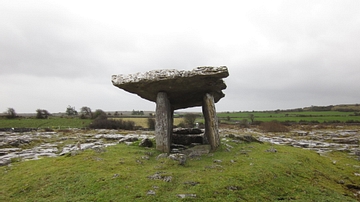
[1,0,360,113]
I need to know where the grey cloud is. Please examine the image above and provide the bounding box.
[1,1,360,113]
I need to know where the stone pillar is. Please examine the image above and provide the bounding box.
[202,93,220,151]
[155,92,172,153]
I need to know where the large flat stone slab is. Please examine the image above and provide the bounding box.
[112,66,229,110]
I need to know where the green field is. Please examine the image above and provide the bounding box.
[0,117,92,129]
[114,117,184,128]
[1,109,360,130]
[217,111,360,124]
[0,117,185,130]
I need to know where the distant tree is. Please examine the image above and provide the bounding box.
[248,114,255,124]
[66,105,78,116]
[183,113,197,128]
[132,110,144,115]
[36,109,50,119]
[92,109,107,120]
[80,106,92,118]
[5,108,17,119]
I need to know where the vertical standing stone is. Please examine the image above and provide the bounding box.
[202,93,220,151]
[155,92,172,153]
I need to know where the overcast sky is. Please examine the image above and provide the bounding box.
[1,0,359,113]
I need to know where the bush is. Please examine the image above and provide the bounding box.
[239,119,249,128]
[36,109,50,119]
[251,121,263,126]
[345,120,360,123]
[92,109,107,120]
[260,121,289,132]
[183,113,197,128]
[147,118,155,130]
[89,118,135,130]
[5,108,17,119]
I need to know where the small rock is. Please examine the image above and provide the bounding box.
[227,134,235,138]
[119,136,138,143]
[141,156,150,160]
[338,180,345,184]
[0,159,11,166]
[147,190,156,195]
[112,174,119,178]
[163,176,173,182]
[265,148,277,153]
[184,181,199,186]
[177,194,196,199]
[168,154,181,161]
[156,153,168,160]
[168,153,187,165]
[213,159,222,163]
[179,155,187,166]
[148,173,163,180]
[139,138,153,147]
[226,186,240,191]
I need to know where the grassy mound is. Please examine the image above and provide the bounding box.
[1,141,359,201]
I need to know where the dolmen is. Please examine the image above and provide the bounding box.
[112,66,229,153]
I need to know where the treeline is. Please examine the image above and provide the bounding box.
[306,104,360,112]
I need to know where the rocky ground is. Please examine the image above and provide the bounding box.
[1,125,359,166]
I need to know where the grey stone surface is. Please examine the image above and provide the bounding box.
[0,130,154,166]
[2,127,358,167]
[112,66,229,110]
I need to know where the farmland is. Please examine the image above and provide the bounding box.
[1,104,360,129]
[217,110,360,124]
[0,117,92,129]
[1,111,360,130]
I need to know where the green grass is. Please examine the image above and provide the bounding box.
[217,111,360,123]
[2,110,360,130]
[0,117,92,129]
[1,141,359,201]
[113,117,184,128]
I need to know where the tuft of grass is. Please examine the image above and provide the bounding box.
[1,142,359,201]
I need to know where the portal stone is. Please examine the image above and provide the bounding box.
[202,93,220,151]
[155,92,172,152]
